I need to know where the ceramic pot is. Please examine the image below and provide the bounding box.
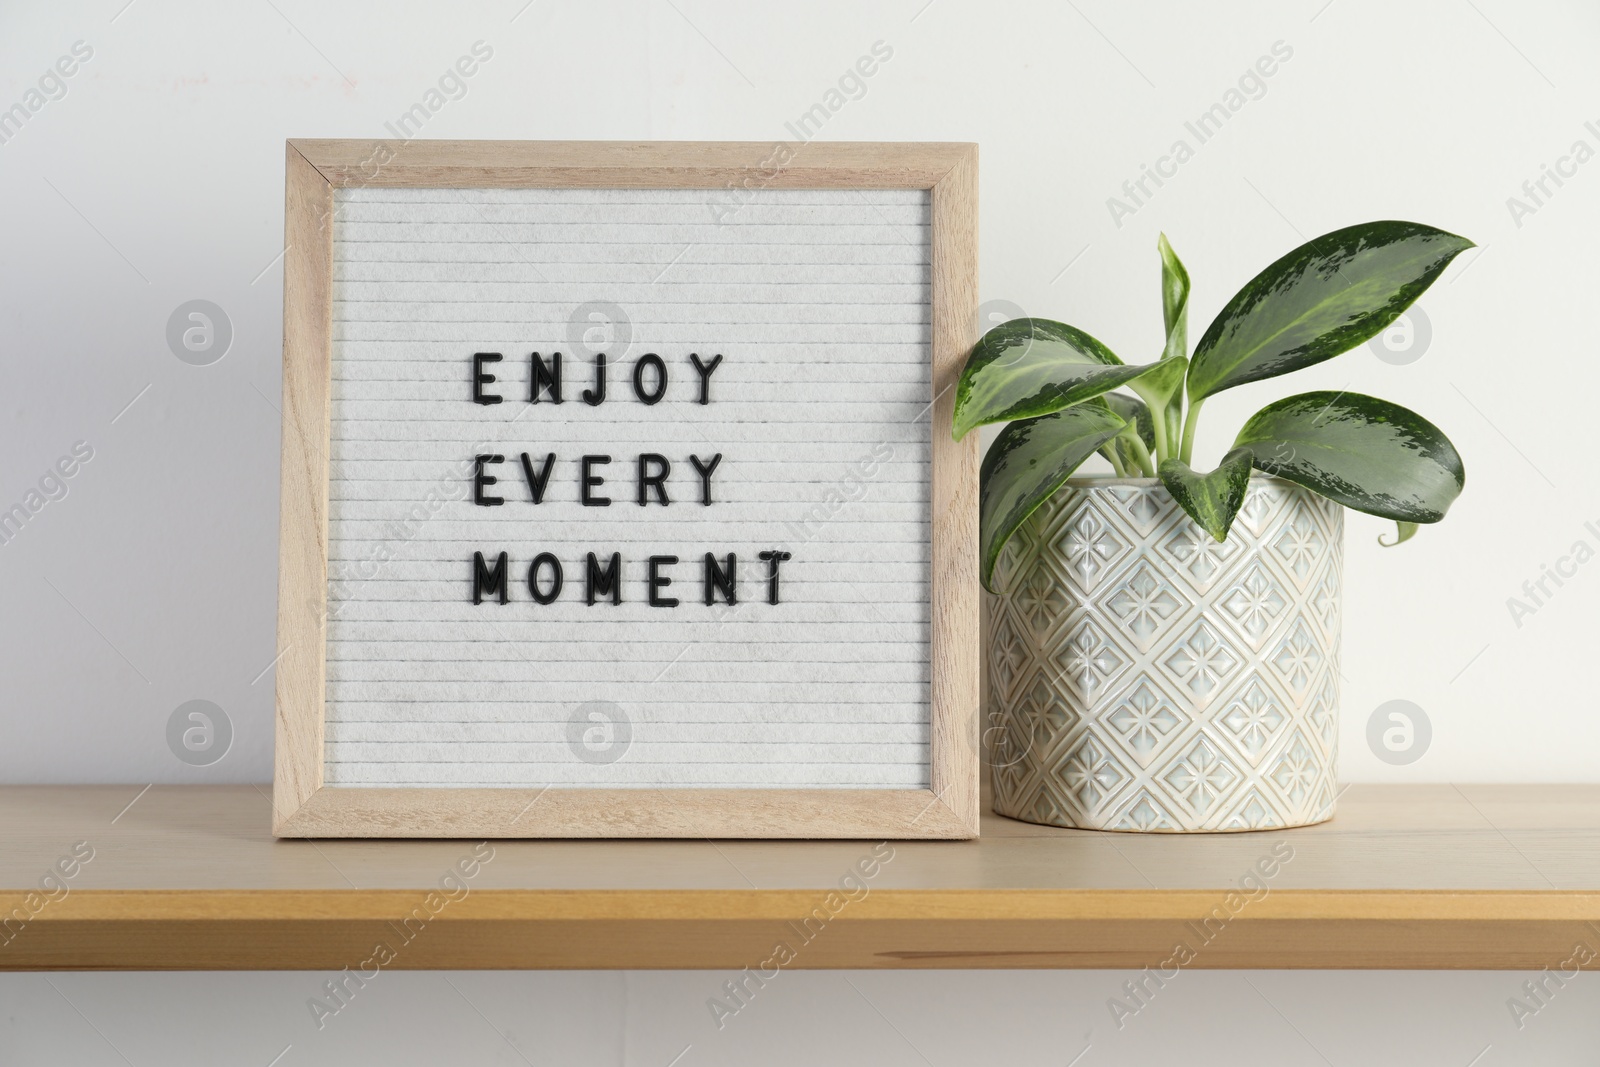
[987,475,1343,832]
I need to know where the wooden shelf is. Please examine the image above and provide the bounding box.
[4,784,1598,970]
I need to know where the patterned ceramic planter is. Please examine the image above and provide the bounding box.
[988,475,1343,832]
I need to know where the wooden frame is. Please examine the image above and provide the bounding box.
[274,140,979,839]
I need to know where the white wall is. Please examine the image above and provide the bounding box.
[3,1,1597,1061]
[3,969,1599,1066]
[4,0,1597,786]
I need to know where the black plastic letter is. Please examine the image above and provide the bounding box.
[530,352,562,404]
[757,550,792,605]
[703,552,737,606]
[581,455,612,507]
[473,551,509,605]
[519,452,555,504]
[648,555,680,607]
[637,453,671,506]
[472,353,503,405]
[690,453,722,506]
[528,553,563,605]
[632,354,667,405]
[473,454,505,506]
[689,353,723,405]
[586,552,621,606]
[582,355,607,406]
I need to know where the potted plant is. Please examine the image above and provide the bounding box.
[957,221,1472,831]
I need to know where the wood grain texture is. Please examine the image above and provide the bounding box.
[5,784,1599,969]
[289,139,975,189]
[927,145,980,835]
[274,144,334,831]
[275,140,981,838]
[277,785,976,839]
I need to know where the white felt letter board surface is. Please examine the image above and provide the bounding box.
[273,142,978,838]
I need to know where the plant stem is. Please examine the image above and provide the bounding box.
[1123,430,1157,477]
[1179,396,1205,464]
[1149,408,1170,465]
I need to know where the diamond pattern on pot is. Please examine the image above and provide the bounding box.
[1270,619,1323,696]
[1307,776,1336,823]
[989,606,1027,703]
[1234,484,1280,537]
[1027,790,1071,826]
[1012,564,1076,643]
[1108,790,1179,832]
[1052,731,1126,814]
[1268,728,1323,809]
[1160,620,1242,703]
[1100,675,1187,768]
[1013,667,1077,744]
[1051,617,1129,702]
[991,748,1028,801]
[1311,561,1340,637]
[1161,521,1244,594]
[1218,563,1290,650]
[1161,735,1240,819]
[1217,787,1287,831]
[1218,676,1288,765]
[1104,483,1170,536]
[1308,670,1339,753]
[1051,503,1131,591]
[1105,561,1185,652]
[989,711,1034,775]
[989,477,1343,832]
[1271,503,1329,589]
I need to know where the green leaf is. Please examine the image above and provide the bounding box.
[1102,392,1155,451]
[1379,521,1419,547]
[1098,394,1156,477]
[1156,234,1190,454]
[1233,391,1465,523]
[1186,221,1474,401]
[1096,394,1148,478]
[1128,357,1186,459]
[979,404,1128,592]
[953,318,1161,440]
[1158,448,1253,542]
[1159,233,1189,362]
